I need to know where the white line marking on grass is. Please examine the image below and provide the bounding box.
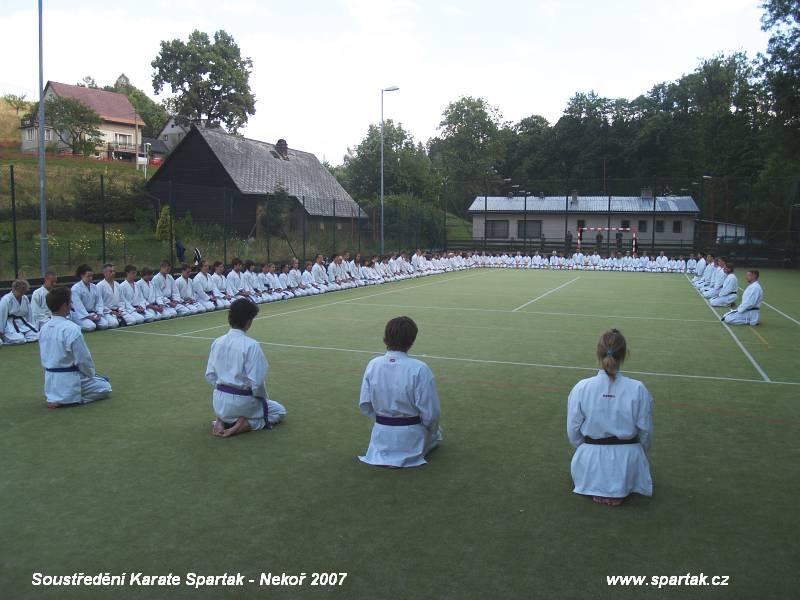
[112,328,800,386]
[346,302,719,324]
[512,276,581,312]
[177,271,486,336]
[687,275,771,382]
[738,287,800,326]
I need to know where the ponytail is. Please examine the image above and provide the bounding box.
[597,329,627,380]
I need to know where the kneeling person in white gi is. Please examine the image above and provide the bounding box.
[205,299,286,437]
[567,329,653,506]
[723,270,763,325]
[39,287,112,408]
[0,279,39,344]
[359,316,443,467]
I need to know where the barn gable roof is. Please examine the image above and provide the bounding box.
[194,127,365,218]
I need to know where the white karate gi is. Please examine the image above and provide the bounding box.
[31,285,52,331]
[70,281,114,331]
[119,280,153,323]
[313,263,332,291]
[205,328,286,429]
[359,351,443,468]
[39,315,111,405]
[175,275,204,313]
[136,278,175,319]
[153,272,189,316]
[567,370,653,498]
[211,273,233,308]
[302,269,322,293]
[0,292,39,344]
[192,272,218,311]
[226,270,250,299]
[95,279,128,327]
[723,281,763,325]
[710,272,738,307]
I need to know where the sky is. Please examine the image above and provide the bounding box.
[1,0,770,164]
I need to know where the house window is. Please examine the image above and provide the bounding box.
[518,220,542,239]
[673,220,682,234]
[115,133,132,147]
[45,128,53,141]
[621,220,631,229]
[485,220,509,238]
[655,220,665,233]
[638,220,647,233]
[25,128,34,141]
[576,219,586,231]
[163,135,168,141]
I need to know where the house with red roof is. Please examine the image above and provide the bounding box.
[20,81,145,161]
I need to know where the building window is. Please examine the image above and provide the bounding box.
[25,128,34,141]
[486,220,509,238]
[655,220,665,233]
[621,219,631,229]
[115,133,132,147]
[45,128,53,141]
[163,135,168,141]
[673,220,682,233]
[638,220,647,233]
[576,219,586,230]
[518,220,542,239]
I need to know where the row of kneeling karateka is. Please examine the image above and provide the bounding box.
[467,250,700,272]
[689,255,764,325]
[0,250,464,344]
[35,286,653,507]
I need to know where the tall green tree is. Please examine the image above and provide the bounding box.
[2,93,29,115]
[106,74,169,138]
[151,30,256,133]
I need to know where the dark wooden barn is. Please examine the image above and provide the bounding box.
[146,125,365,236]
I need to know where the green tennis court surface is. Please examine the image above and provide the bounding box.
[3,268,799,599]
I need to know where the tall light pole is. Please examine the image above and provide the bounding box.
[380,85,399,255]
[38,0,47,275]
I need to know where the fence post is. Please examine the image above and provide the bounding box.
[223,188,228,266]
[100,173,106,264]
[265,194,270,263]
[67,240,71,269]
[302,195,306,264]
[332,197,337,257]
[10,165,19,278]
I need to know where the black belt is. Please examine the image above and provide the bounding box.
[46,366,79,373]
[376,415,422,426]
[216,384,253,396]
[584,435,640,445]
[11,316,37,333]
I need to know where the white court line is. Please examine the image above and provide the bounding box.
[687,275,771,382]
[512,277,581,312]
[345,301,719,324]
[738,286,800,326]
[112,328,800,386]
[177,271,487,336]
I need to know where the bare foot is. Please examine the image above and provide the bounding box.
[221,416,252,437]
[212,419,226,437]
[47,402,63,409]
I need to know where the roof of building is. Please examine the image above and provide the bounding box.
[142,137,169,155]
[191,126,365,218]
[468,195,700,214]
[47,81,139,126]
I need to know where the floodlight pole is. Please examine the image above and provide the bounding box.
[38,0,48,275]
[380,86,399,256]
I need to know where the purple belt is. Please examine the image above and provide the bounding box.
[376,415,421,426]
[215,384,252,396]
[46,366,79,373]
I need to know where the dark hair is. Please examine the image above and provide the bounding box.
[46,286,71,312]
[231,257,242,267]
[181,263,191,271]
[160,260,171,268]
[124,264,137,274]
[102,263,114,271]
[228,298,259,329]
[141,266,153,276]
[749,269,760,279]
[212,261,223,269]
[44,270,57,279]
[383,316,418,352]
[597,329,627,380]
[244,259,254,270]
[75,264,92,278]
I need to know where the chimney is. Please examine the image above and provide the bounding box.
[276,139,289,160]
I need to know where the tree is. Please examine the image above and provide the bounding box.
[77,76,98,89]
[106,74,169,138]
[27,96,103,155]
[2,93,29,115]
[151,30,256,133]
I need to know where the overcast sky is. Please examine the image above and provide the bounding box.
[1,0,770,163]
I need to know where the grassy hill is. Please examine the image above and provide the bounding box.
[0,97,24,146]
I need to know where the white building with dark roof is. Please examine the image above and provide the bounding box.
[468,192,700,248]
